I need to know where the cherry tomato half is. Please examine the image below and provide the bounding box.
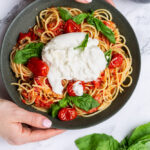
[67,81,85,96]
[92,78,102,88]
[34,76,51,87]
[87,107,98,114]
[109,53,123,69]
[18,31,38,43]
[48,21,65,36]
[35,95,52,109]
[27,57,49,76]
[58,108,77,121]
[64,20,81,33]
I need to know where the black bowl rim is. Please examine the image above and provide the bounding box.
[0,0,141,129]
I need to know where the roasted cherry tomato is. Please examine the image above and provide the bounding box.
[35,95,52,109]
[92,78,102,88]
[64,20,81,33]
[58,108,77,121]
[37,28,45,33]
[109,53,123,69]
[67,81,85,96]
[103,20,116,31]
[87,107,98,114]
[48,21,65,36]
[21,90,34,102]
[34,76,51,87]
[27,57,49,76]
[18,31,37,43]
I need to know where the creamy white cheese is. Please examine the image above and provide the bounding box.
[42,32,107,95]
[73,81,84,96]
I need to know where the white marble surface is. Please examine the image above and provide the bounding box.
[0,0,150,149]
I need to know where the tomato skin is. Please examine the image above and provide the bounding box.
[67,81,85,96]
[48,21,65,36]
[67,82,76,96]
[34,76,51,87]
[37,28,44,33]
[92,78,102,88]
[58,108,77,121]
[64,20,81,33]
[18,31,37,43]
[109,53,123,69]
[87,107,98,114]
[103,21,116,31]
[27,57,49,76]
[35,95,52,109]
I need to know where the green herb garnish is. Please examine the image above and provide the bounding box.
[67,94,100,112]
[75,122,150,150]
[14,43,44,64]
[74,34,89,51]
[72,13,88,24]
[50,94,99,118]
[58,7,72,21]
[75,133,120,150]
[104,49,112,67]
[57,8,116,43]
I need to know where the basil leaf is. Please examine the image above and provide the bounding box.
[128,140,150,150]
[104,49,112,66]
[59,98,69,108]
[73,13,88,24]
[120,137,129,149]
[86,14,95,26]
[58,7,72,21]
[75,133,120,150]
[50,104,60,118]
[50,98,69,118]
[50,93,100,118]
[86,13,116,44]
[14,43,44,64]
[93,18,116,43]
[135,134,150,144]
[128,122,150,145]
[74,34,89,51]
[68,94,100,111]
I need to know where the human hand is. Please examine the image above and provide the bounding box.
[75,0,115,6]
[0,99,64,145]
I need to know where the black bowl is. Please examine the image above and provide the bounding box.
[0,0,141,129]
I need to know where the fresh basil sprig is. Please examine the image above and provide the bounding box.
[94,18,116,43]
[74,34,89,51]
[58,7,72,21]
[72,13,88,24]
[50,94,100,118]
[128,122,150,145]
[104,49,112,67]
[57,8,116,44]
[14,43,44,64]
[75,134,120,150]
[67,94,100,112]
[75,122,150,150]
[50,98,68,118]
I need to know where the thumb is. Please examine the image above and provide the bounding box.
[14,108,52,128]
[106,0,115,6]
[75,0,92,4]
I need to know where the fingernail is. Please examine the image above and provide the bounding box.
[85,0,92,2]
[43,119,52,128]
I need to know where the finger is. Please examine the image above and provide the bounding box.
[23,128,65,143]
[14,108,52,128]
[105,0,115,6]
[75,0,92,4]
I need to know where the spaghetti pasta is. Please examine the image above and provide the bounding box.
[10,7,132,118]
